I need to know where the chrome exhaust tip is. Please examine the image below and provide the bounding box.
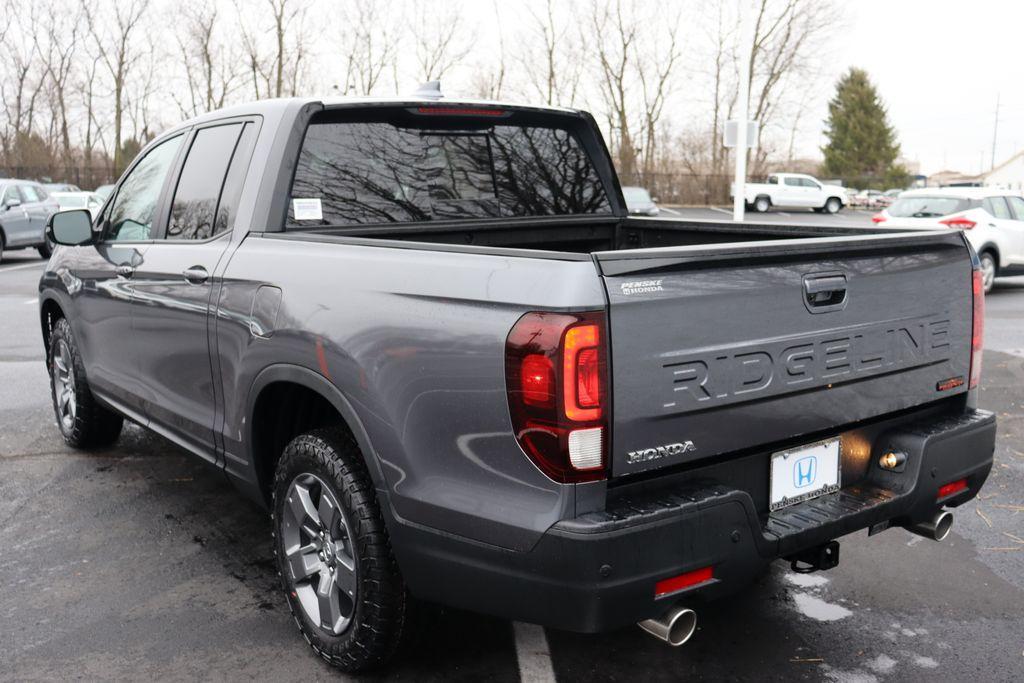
[905,510,954,542]
[638,606,697,647]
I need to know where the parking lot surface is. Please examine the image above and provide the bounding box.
[2,234,1022,681]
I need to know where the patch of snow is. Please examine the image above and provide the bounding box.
[792,593,853,621]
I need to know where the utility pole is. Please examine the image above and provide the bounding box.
[990,93,1000,170]
[733,4,752,222]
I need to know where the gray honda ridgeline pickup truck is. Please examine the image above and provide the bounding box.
[40,97,995,671]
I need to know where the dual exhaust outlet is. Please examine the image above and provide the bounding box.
[637,510,953,647]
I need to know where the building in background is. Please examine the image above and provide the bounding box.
[982,151,1024,191]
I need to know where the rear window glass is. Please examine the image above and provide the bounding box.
[286,117,611,227]
[888,196,974,218]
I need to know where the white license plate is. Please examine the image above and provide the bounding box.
[769,438,841,511]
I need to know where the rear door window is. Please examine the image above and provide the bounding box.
[166,123,246,240]
[19,184,41,202]
[286,112,611,227]
[783,177,801,187]
[983,196,1012,219]
[1005,196,1024,220]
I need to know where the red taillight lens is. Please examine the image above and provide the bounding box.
[506,312,608,483]
[655,566,714,598]
[937,478,968,500]
[871,212,887,223]
[520,354,554,406]
[939,216,977,229]
[970,268,984,388]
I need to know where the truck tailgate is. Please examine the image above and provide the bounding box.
[595,231,973,477]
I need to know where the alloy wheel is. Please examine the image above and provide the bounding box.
[53,340,77,430]
[281,473,357,635]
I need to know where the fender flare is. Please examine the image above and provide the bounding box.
[246,363,388,491]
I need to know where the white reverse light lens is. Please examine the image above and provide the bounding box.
[568,427,603,470]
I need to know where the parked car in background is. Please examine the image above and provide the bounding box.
[872,187,1024,292]
[851,189,884,209]
[622,185,660,215]
[0,179,59,261]
[51,191,104,217]
[735,173,848,214]
[94,183,115,201]
[878,188,903,208]
[44,182,82,193]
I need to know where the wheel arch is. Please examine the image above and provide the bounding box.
[246,364,388,506]
[977,242,1000,268]
[39,294,66,365]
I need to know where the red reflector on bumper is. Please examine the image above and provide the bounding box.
[655,566,713,597]
[937,478,968,499]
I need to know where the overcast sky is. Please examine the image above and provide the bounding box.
[813,0,1021,175]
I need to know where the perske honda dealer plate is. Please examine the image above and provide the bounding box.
[769,437,841,511]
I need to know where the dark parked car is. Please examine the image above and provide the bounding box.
[0,179,59,261]
[39,97,995,672]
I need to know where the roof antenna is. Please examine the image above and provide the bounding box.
[412,80,444,100]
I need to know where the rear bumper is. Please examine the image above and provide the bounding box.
[389,409,995,632]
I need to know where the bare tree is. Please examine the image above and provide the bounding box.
[410,1,473,84]
[0,0,44,166]
[336,0,398,96]
[741,0,834,173]
[238,0,310,99]
[82,0,151,174]
[589,0,682,181]
[468,1,507,99]
[520,0,582,107]
[175,5,243,118]
[35,0,81,173]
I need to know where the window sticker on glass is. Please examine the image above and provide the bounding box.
[292,197,323,221]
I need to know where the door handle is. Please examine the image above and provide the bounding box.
[116,264,135,278]
[182,266,209,284]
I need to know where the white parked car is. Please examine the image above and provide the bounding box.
[872,187,1024,292]
[735,173,848,214]
[50,191,104,217]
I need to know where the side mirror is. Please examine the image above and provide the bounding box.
[47,209,95,246]
[4,197,21,209]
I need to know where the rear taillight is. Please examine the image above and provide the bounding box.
[939,216,977,229]
[970,268,984,388]
[506,311,608,482]
[871,213,887,223]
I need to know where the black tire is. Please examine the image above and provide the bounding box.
[979,251,997,294]
[0,230,5,263]
[824,197,842,214]
[273,428,411,673]
[754,196,771,213]
[48,317,124,448]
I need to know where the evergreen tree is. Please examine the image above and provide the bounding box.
[822,68,907,188]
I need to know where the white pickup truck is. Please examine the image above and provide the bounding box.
[737,173,848,214]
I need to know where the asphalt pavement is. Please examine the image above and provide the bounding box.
[1,225,1023,681]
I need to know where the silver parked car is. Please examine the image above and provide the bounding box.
[0,179,60,261]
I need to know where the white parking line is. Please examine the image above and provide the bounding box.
[709,206,732,215]
[777,212,791,217]
[0,262,45,274]
[513,622,556,683]
[23,298,37,305]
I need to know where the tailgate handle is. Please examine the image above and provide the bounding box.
[803,274,847,313]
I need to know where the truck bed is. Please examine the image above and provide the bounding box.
[291,215,898,256]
